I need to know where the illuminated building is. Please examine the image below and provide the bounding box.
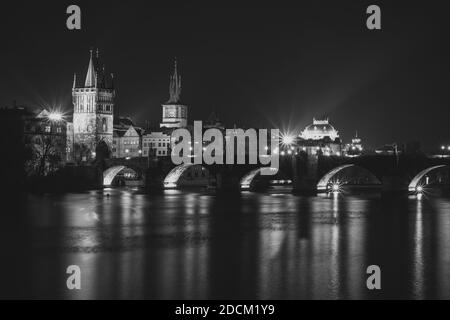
[300,118,339,141]
[160,59,188,128]
[142,131,172,157]
[72,49,115,161]
[112,117,143,158]
[24,108,68,172]
[297,118,342,156]
[343,131,364,157]
[143,60,189,157]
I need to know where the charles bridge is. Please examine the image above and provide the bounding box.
[100,152,450,195]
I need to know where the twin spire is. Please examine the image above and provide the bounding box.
[73,49,114,90]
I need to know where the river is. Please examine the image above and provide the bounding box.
[1,187,450,299]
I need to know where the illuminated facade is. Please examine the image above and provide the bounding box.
[72,49,115,161]
[24,109,68,172]
[112,117,143,158]
[297,118,342,156]
[112,125,141,158]
[300,118,339,141]
[142,131,172,157]
[343,131,364,157]
[160,60,188,128]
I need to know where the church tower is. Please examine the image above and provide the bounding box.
[160,59,188,128]
[72,49,115,160]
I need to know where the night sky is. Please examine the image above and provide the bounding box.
[1,1,450,150]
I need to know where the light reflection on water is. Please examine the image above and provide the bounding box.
[2,188,450,299]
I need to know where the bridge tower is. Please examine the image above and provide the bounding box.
[72,49,115,161]
[160,59,188,128]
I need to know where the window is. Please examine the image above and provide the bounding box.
[45,126,51,133]
[102,118,107,132]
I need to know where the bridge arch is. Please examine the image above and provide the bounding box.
[103,165,142,186]
[408,165,448,192]
[317,164,381,192]
[103,166,126,186]
[240,167,279,190]
[163,164,211,189]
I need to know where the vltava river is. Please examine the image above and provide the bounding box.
[1,188,450,299]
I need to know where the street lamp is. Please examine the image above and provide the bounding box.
[48,112,63,122]
[332,183,340,193]
[282,135,295,146]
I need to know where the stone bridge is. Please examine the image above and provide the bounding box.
[101,153,450,195]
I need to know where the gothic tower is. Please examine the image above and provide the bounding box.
[72,49,115,160]
[160,59,188,128]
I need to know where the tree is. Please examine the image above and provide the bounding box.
[26,134,63,176]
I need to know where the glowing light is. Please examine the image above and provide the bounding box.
[282,134,295,146]
[48,112,63,122]
[416,186,423,193]
[442,146,445,150]
[164,182,177,189]
[91,152,96,157]
[332,183,340,192]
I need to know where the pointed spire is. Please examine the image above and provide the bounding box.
[84,49,96,87]
[174,58,178,78]
[100,65,106,88]
[110,73,114,89]
[72,73,77,89]
[168,58,182,103]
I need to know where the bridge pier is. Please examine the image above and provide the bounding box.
[292,153,318,196]
[381,174,409,195]
[145,156,167,191]
[215,167,241,192]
